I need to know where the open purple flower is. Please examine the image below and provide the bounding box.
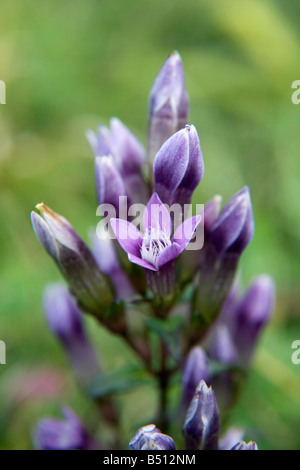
[110,193,201,273]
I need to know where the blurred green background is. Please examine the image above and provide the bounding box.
[1,0,300,450]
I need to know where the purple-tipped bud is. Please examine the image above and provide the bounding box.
[33,407,100,450]
[233,275,275,367]
[129,424,176,450]
[231,440,258,450]
[43,283,101,387]
[194,188,253,323]
[92,229,136,301]
[208,324,239,366]
[31,204,112,315]
[209,187,254,255]
[183,380,220,450]
[95,155,126,213]
[181,347,210,413]
[204,195,222,234]
[88,119,147,205]
[148,51,189,162]
[219,427,244,450]
[153,125,204,207]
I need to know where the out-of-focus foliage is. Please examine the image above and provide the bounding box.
[0,0,300,450]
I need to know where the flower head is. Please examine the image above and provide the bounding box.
[33,407,99,450]
[110,193,201,272]
[129,424,176,450]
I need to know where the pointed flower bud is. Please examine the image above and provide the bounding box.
[95,155,127,215]
[92,229,136,301]
[31,203,112,315]
[33,407,100,450]
[183,380,220,450]
[233,275,275,367]
[231,440,258,450]
[148,51,189,162]
[88,118,147,205]
[129,424,176,450]
[203,195,222,234]
[194,188,253,324]
[181,347,210,414]
[208,324,239,366]
[153,125,204,207]
[219,427,244,450]
[43,283,101,387]
[209,187,254,255]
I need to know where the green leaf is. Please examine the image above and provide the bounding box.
[146,316,185,363]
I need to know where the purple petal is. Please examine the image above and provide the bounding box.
[156,243,181,268]
[128,253,157,271]
[142,193,172,236]
[153,127,190,205]
[172,214,202,253]
[110,219,142,257]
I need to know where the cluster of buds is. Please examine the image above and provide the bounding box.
[31,51,275,450]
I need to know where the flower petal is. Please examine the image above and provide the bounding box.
[156,243,181,268]
[172,215,202,253]
[128,253,157,271]
[110,219,142,257]
[142,193,172,236]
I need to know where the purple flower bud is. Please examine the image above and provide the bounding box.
[88,119,147,205]
[33,407,100,450]
[31,203,112,315]
[129,424,176,450]
[148,51,189,162]
[43,283,101,387]
[194,188,253,324]
[153,125,204,207]
[181,347,210,414]
[231,440,258,450]
[95,155,127,214]
[208,324,239,366]
[209,187,254,255]
[91,229,136,301]
[219,427,244,450]
[183,380,220,450]
[204,195,222,234]
[233,275,275,367]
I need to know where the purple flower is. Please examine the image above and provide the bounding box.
[219,427,244,450]
[153,125,204,208]
[33,407,100,450]
[110,193,201,272]
[194,187,254,323]
[31,203,112,315]
[95,155,127,216]
[129,424,176,450]
[91,228,136,301]
[148,51,189,162]
[209,186,254,255]
[183,379,220,450]
[233,275,275,367]
[203,195,222,234]
[43,283,101,388]
[231,440,258,450]
[181,347,210,414]
[87,118,147,206]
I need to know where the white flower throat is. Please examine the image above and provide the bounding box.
[140,227,172,268]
